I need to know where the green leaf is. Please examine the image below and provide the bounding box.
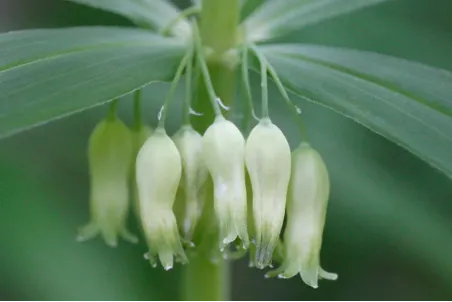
[243,0,391,42]
[0,27,184,139]
[66,0,190,37]
[264,44,452,116]
[258,44,452,178]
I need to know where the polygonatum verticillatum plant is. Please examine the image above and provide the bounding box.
[1,0,452,298]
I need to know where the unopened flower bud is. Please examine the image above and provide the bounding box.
[267,143,337,288]
[173,125,208,240]
[203,117,249,250]
[245,118,291,269]
[135,128,187,269]
[77,117,137,247]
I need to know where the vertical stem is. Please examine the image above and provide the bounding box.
[200,0,239,55]
[183,253,230,301]
[183,46,193,125]
[193,21,223,118]
[183,0,240,301]
[260,60,269,119]
[107,99,118,121]
[158,48,192,129]
[241,46,258,131]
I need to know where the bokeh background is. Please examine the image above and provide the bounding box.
[1,0,452,300]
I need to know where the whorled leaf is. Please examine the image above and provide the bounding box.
[264,44,452,116]
[258,44,452,178]
[243,0,391,42]
[66,0,191,37]
[0,27,185,139]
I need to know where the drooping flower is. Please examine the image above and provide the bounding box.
[245,118,291,269]
[172,125,208,240]
[267,143,337,288]
[77,115,137,247]
[135,128,187,269]
[202,117,249,250]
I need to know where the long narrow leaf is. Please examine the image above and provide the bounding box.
[66,0,190,37]
[263,44,452,116]
[243,0,391,42]
[0,27,184,138]
[258,45,452,178]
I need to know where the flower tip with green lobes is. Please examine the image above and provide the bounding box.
[202,117,250,251]
[77,114,138,247]
[136,128,188,268]
[267,143,337,288]
[172,125,208,240]
[245,118,291,269]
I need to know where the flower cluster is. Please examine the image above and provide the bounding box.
[78,98,336,288]
[78,33,336,288]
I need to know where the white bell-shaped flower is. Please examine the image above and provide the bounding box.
[267,143,337,288]
[245,118,291,269]
[136,128,187,270]
[77,116,137,247]
[172,125,208,240]
[203,117,249,250]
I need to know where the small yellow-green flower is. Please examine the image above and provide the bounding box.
[245,118,291,269]
[173,125,208,240]
[267,143,337,288]
[77,116,137,247]
[203,117,249,250]
[135,128,187,270]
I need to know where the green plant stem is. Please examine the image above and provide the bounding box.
[183,46,194,125]
[182,0,240,301]
[200,0,240,55]
[250,44,307,138]
[241,46,258,131]
[193,21,223,118]
[248,44,269,119]
[260,55,269,119]
[182,253,230,301]
[107,99,118,121]
[157,46,192,130]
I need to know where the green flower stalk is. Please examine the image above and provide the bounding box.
[203,117,249,251]
[77,102,137,247]
[267,143,337,288]
[173,125,208,240]
[245,118,291,269]
[135,128,188,270]
[130,90,153,225]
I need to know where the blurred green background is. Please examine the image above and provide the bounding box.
[1,0,452,300]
